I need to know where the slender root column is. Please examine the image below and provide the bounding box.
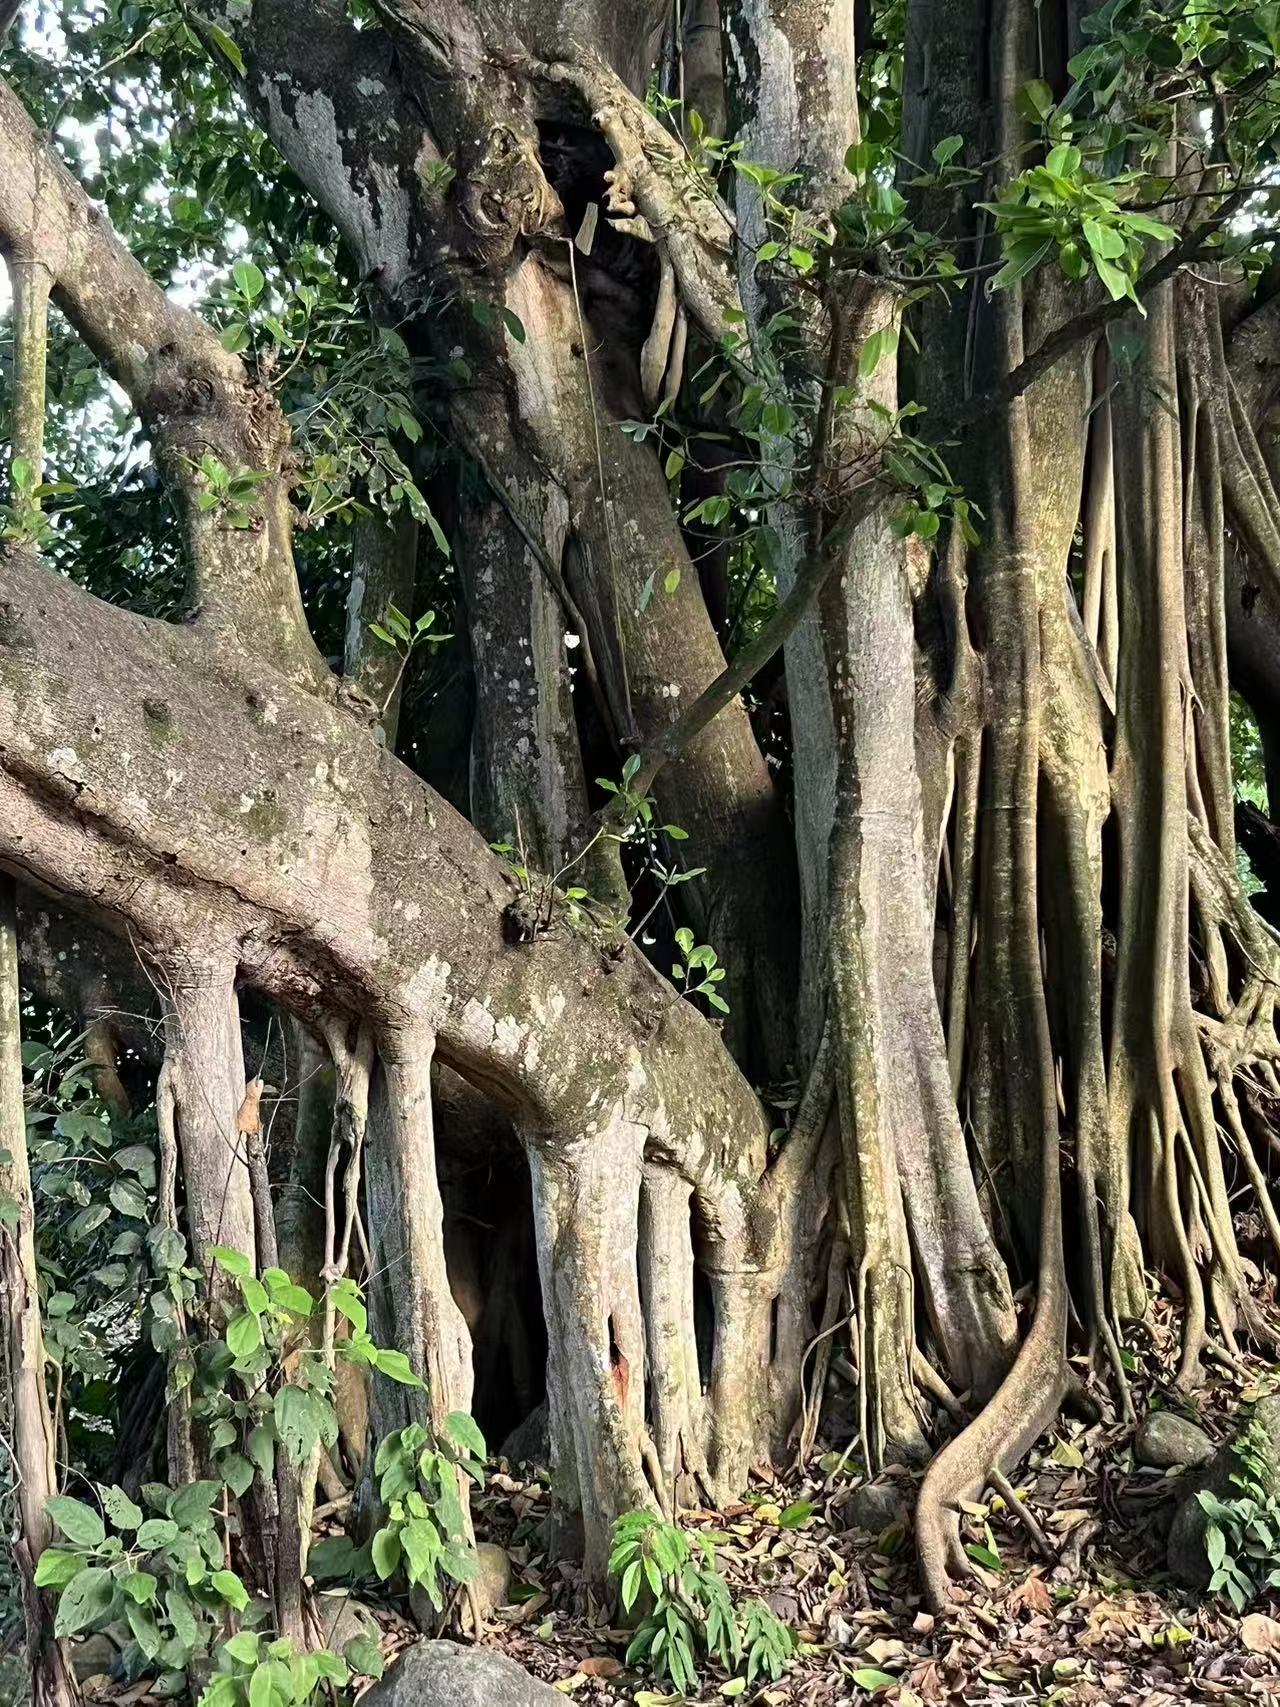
[153,949,255,1273]
[526,1106,655,1578]
[638,1163,710,1513]
[0,878,76,1706]
[364,1023,473,1434]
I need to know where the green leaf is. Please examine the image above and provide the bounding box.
[240,1274,268,1315]
[313,1652,349,1684]
[209,1246,251,1278]
[206,21,246,76]
[201,1679,240,1707]
[46,1495,105,1549]
[307,1536,356,1581]
[210,1569,249,1611]
[232,259,265,302]
[850,1669,899,1692]
[34,1549,85,1589]
[374,1348,425,1387]
[126,1597,162,1659]
[371,1525,401,1581]
[55,1565,115,1635]
[220,1452,255,1499]
[137,1518,179,1549]
[226,1310,263,1359]
[222,1632,260,1665]
[444,1411,486,1461]
[274,1383,337,1465]
[108,1179,148,1219]
[101,1485,144,1530]
[121,1570,157,1604]
[164,1587,199,1651]
[1016,79,1055,121]
[932,134,964,167]
[170,1481,222,1529]
[1092,254,1132,304]
[1044,143,1082,178]
[344,1633,385,1679]
[1082,218,1125,260]
[248,1663,275,1707]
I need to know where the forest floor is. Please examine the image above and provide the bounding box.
[459,1270,1280,1707]
[61,1266,1280,1706]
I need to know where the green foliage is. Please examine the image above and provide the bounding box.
[369,601,452,660]
[983,143,1175,310]
[35,1245,487,1694]
[186,453,272,530]
[1198,1417,1280,1610]
[609,1512,794,1694]
[37,1477,247,1681]
[671,926,730,1015]
[362,1414,487,1611]
[198,1631,379,1707]
[1,455,79,546]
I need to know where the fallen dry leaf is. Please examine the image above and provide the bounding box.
[1239,1611,1280,1654]
[576,1656,623,1679]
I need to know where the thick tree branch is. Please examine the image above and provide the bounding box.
[0,546,767,1197]
[948,201,1257,434]
[0,77,329,685]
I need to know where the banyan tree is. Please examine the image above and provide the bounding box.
[4,0,1280,1685]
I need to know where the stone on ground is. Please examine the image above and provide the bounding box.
[357,1640,561,1707]
[1134,1409,1214,1471]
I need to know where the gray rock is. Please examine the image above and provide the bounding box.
[844,1480,907,1535]
[70,1633,117,1683]
[1135,1409,1215,1470]
[358,1640,561,1707]
[499,1401,550,1467]
[313,1592,381,1652]
[1168,1396,1280,1588]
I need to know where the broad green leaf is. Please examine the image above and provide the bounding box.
[207,21,246,76]
[209,1246,251,1278]
[46,1495,105,1549]
[100,1485,143,1530]
[444,1411,486,1460]
[226,1309,263,1359]
[232,259,265,302]
[371,1525,401,1581]
[344,1633,385,1679]
[34,1549,85,1589]
[169,1481,221,1528]
[210,1569,249,1611]
[137,1518,179,1548]
[374,1348,425,1387]
[54,1565,114,1635]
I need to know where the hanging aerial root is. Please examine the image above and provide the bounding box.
[637,1162,712,1513]
[527,1108,653,1579]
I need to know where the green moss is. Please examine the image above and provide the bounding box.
[235,789,287,841]
[142,697,175,746]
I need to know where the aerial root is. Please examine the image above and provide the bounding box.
[988,1467,1056,1561]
